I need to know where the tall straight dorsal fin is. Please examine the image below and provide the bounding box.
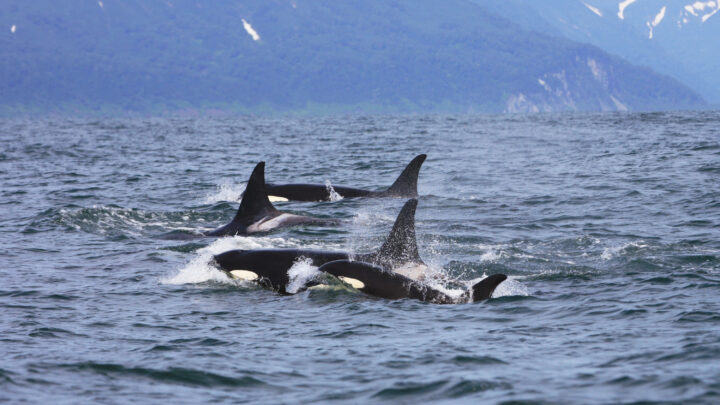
[369,199,422,267]
[234,162,277,222]
[384,154,426,197]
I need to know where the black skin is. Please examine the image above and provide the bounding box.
[263,154,427,202]
[320,260,507,304]
[213,199,424,293]
[213,249,375,294]
[264,184,384,201]
[205,161,339,237]
[212,198,509,302]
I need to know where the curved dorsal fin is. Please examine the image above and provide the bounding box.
[471,274,507,302]
[367,199,422,268]
[234,162,277,222]
[384,154,426,197]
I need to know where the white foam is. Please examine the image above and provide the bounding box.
[429,282,467,301]
[203,182,245,204]
[59,205,197,238]
[286,257,321,294]
[352,210,394,227]
[492,275,529,297]
[162,235,300,285]
[476,243,506,262]
[423,272,528,303]
[601,241,647,260]
[162,253,231,285]
[480,250,503,262]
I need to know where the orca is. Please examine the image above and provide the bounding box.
[212,199,508,301]
[213,198,428,293]
[263,154,427,202]
[205,162,338,237]
[319,261,507,303]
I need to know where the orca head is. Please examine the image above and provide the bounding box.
[212,249,249,271]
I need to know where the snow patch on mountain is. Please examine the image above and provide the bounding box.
[587,58,608,87]
[242,19,261,41]
[647,6,667,38]
[584,3,603,17]
[682,1,719,23]
[618,0,638,20]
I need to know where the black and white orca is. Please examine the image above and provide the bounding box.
[212,199,507,301]
[205,162,338,237]
[263,154,427,202]
[319,261,507,303]
[212,198,425,292]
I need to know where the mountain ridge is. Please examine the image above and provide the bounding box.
[472,0,720,103]
[0,0,706,115]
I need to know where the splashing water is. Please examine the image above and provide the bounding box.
[161,235,295,285]
[490,275,529,298]
[286,257,322,294]
[601,241,648,260]
[325,180,343,201]
[203,182,246,204]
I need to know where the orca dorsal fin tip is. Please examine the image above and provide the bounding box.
[371,198,422,268]
[384,154,427,197]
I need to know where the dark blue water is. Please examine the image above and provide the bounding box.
[1,112,719,403]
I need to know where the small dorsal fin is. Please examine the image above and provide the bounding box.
[471,274,507,302]
[384,154,426,197]
[367,199,422,268]
[234,162,277,222]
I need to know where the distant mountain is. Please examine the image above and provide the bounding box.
[473,0,720,103]
[0,0,705,115]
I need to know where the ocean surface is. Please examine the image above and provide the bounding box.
[1,112,719,404]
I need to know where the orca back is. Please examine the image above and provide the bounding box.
[263,154,426,201]
[214,249,349,293]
